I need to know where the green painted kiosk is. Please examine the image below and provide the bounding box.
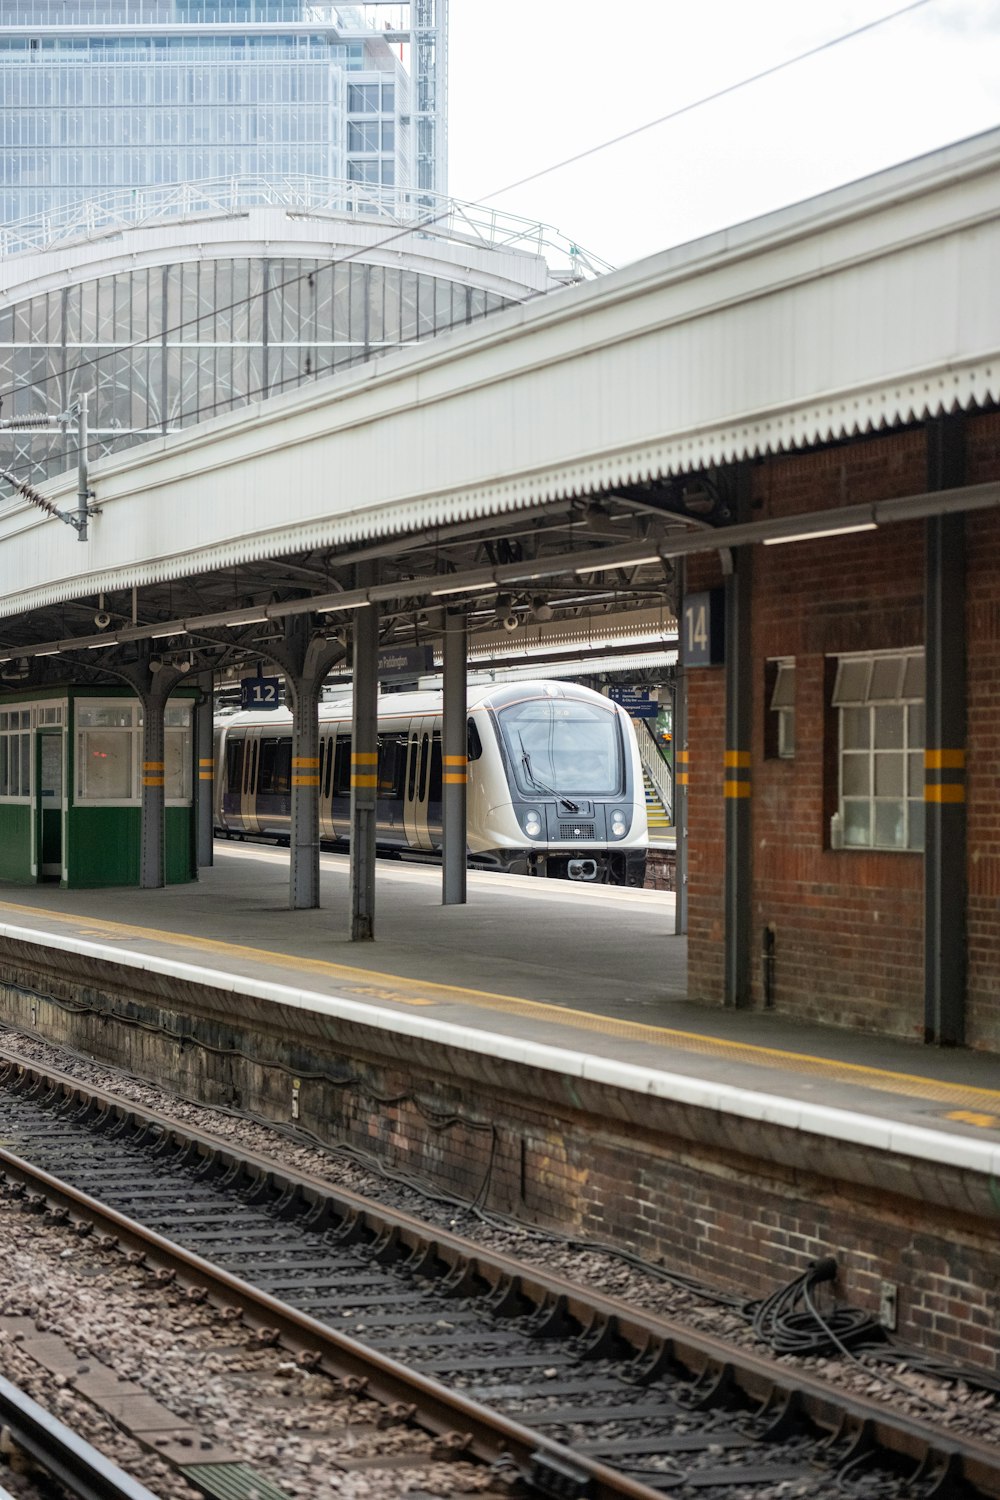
[0,687,197,886]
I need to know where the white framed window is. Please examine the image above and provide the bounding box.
[0,708,31,799]
[165,702,193,803]
[76,701,140,803]
[831,650,924,852]
[767,658,795,759]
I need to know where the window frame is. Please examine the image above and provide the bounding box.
[831,649,924,853]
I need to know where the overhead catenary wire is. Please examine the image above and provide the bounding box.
[1,0,940,482]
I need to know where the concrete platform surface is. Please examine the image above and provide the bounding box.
[1,843,999,1156]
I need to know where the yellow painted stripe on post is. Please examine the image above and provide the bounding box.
[676,750,689,763]
[143,761,164,771]
[198,773,213,781]
[676,772,689,785]
[443,755,467,766]
[351,774,378,787]
[143,776,165,787]
[292,775,320,787]
[443,773,468,784]
[723,780,752,798]
[199,757,213,767]
[925,749,966,769]
[925,784,966,803]
[292,757,320,768]
[724,750,751,767]
[351,752,378,765]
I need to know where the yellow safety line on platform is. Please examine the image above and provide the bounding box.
[2,899,999,1112]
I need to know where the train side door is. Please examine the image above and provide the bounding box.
[403,717,434,850]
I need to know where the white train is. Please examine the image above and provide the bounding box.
[215,679,648,885]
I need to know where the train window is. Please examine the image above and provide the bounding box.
[406,734,418,801]
[378,733,408,798]
[258,737,291,796]
[467,718,483,761]
[226,738,244,794]
[323,735,334,799]
[333,738,352,797]
[428,734,442,802]
[418,732,430,801]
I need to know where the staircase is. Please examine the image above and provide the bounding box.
[642,767,673,836]
[629,716,673,841]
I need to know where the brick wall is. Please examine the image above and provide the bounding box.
[684,421,1000,1045]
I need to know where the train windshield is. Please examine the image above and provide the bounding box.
[496,698,622,797]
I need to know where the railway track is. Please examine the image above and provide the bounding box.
[0,1048,995,1500]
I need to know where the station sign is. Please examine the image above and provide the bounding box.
[680,589,725,668]
[240,676,282,710]
[378,645,434,680]
[608,687,658,718]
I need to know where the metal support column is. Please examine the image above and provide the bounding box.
[140,692,166,890]
[924,416,967,1045]
[441,609,467,906]
[350,593,379,941]
[195,672,214,868]
[673,664,688,936]
[289,673,322,910]
[723,538,753,1008]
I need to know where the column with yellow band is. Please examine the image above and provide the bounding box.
[351,750,378,789]
[443,753,467,785]
[142,761,164,787]
[198,756,213,782]
[291,755,320,788]
[924,748,966,804]
[723,749,751,799]
[676,748,689,786]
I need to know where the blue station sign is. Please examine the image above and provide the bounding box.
[608,687,658,718]
[240,676,282,710]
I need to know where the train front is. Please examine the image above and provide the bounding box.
[468,682,648,886]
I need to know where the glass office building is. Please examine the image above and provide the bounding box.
[0,1,446,228]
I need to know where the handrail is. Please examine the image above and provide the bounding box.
[631,716,672,824]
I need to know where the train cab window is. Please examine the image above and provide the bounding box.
[378,733,408,798]
[258,737,291,796]
[333,737,352,797]
[467,718,483,761]
[225,738,244,794]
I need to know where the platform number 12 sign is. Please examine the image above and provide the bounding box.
[240,676,282,710]
[681,590,724,668]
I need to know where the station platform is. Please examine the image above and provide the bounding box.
[0,842,997,1159]
[2,842,998,1372]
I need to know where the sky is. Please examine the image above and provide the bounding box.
[446,0,1000,271]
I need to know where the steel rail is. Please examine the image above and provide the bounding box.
[2,1050,999,1498]
[0,1373,161,1500]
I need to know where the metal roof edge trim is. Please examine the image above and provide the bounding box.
[4,366,997,621]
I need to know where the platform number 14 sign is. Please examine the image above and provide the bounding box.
[681,590,724,668]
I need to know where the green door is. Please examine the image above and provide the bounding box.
[36,730,63,880]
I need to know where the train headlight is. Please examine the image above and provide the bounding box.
[523,809,543,838]
[610,808,629,838]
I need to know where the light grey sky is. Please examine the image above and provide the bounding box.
[446,0,1000,269]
